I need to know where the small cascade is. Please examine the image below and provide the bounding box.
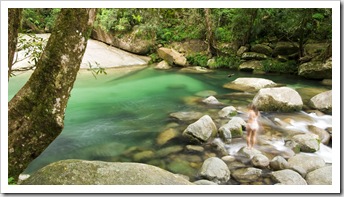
[224,110,332,163]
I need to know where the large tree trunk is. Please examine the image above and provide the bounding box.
[204,8,217,57]
[8,8,97,180]
[8,8,22,80]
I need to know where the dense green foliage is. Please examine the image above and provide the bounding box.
[20,8,332,71]
[261,59,298,74]
[21,8,60,33]
[21,8,332,44]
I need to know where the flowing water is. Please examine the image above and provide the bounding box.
[8,66,332,182]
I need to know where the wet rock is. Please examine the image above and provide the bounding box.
[195,90,217,97]
[218,106,237,118]
[156,128,180,146]
[21,159,194,185]
[309,90,332,114]
[182,115,217,144]
[252,87,303,112]
[305,165,332,185]
[236,147,262,164]
[273,42,299,57]
[166,158,196,178]
[270,156,290,170]
[155,60,171,70]
[271,169,307,185]
[292,133,320,153]
[170,111,203,122]
[193,179,218,185]
[229,117,247,129]
[180,66,214,73]
[227,161,247,171]
[221,155,236,163]
[296,87,329,104]
[321,79,332,86]
[202,96,222,105]
[133,150,154,162]
[219,121,242,142]
[303,43,330,58]
[238,60,263,72]
[251,154,270,168]
[157,47,187,67]
[199,157,231,184]
[308,125,331,145]
[241,52,268,60]
[156,145,183,158]
[185,145,204,153]
[223,77,277,92]
[251,44,273,56]
[237,46,249,56]
[231,167,262,183]
[298,58,332,79]
[210,138,228,156]
[287,154,326,177]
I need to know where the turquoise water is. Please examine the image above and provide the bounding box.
[8,66,330,175]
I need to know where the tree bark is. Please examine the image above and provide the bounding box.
[8,8,97,180]
[204,8,217,57]
[8,8,22,80]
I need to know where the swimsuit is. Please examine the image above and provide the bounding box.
[248,117,259,131]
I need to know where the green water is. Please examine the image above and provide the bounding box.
[8,66,330,176]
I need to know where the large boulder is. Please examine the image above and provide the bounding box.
[252,87,303,112]
[223,77,277,92]
[291,133,320,153]
[199,157,231,184]
[91,27,153,55]
[241,52,268,60]
[298,59,332,79]
[157,47,187,67]
[251,44,273,56]
[21,160,193,185]
[182,115,218,144]
[238,60,263,72]
[309,90,332,114]
[304,43,330,58]
[305,165,332,185]
[155,60,172,70]
[231,167,262,183]
[273,42,299,57]
[271,169,307,185]
[287,154,326,177]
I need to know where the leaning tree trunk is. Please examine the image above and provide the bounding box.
[204,8,217,57]
[8,8,97,180]
[8,8,22,80]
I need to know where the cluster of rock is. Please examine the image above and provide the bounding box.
[223,77,331,114]
[21,77,332,185]
[234,42,331,81]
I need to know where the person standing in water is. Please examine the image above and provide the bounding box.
[246,104,260,149]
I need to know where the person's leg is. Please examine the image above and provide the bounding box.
[246,129,252,148]
[251,129,257,148]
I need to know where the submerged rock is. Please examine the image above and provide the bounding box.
[21,159,194,185]
[156,128,180,146]
[202,96,222,105]
[170,111,203,122]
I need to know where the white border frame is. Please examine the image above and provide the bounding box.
[1,0,341,194]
